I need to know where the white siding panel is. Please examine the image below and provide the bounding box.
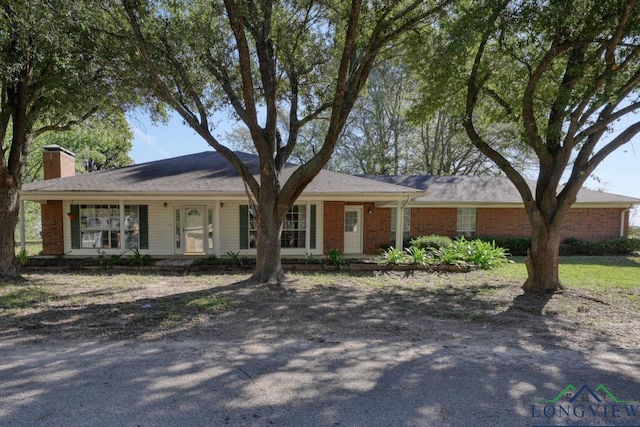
[148,202,174,255]
[219,201,242,255]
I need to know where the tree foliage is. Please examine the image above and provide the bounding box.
[228,59,526,177]
[25,111,134,182]
[423,0,640,292]
[0,0,136,279]
[105,0,450,283]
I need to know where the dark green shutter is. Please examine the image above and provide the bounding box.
[310,204,316,249]
[70,204,80,249]
[239,205,249,249]
[139,205,149,249]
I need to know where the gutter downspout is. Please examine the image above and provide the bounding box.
[620,207,631,237]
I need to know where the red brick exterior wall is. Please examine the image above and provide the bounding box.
[477,208,530,238]
[411,208,457,237]
[362,202,390,254]
[41,200,64,255]
[323,201,392,255]
[561,208,626,241]
[323,204,629,255]
[43,149,75,180]
[475,207,626,240]
[41,146,75,255]
[323,201,344,253]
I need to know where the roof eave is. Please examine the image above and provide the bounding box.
[20,190,425,202]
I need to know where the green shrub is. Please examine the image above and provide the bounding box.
[560,237,595,255]
[109,253,125,266]
[192,255,218,266]
[410,235,453,252]
[597,237,640,255]
[462,238,509,269]
[381,246,408,265]
[561,237,640,256]
[128,249,152,266]
[226,251,242,267]
[432,243,467,267]
[304,252,318,264]
[378,237,413,252]
[327,248,347,268]
[478,237,530,256]
[405,246,433,267]
[15,249,28,266]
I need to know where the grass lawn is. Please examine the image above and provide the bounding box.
[0,256,638,343]
[502,256,640,287]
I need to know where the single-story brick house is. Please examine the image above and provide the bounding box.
[20,145,639,257]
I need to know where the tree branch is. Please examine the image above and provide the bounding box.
[121,0,260,197]
[33,106,100,137]
[463,0,534,206]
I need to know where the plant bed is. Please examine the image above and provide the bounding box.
[21,256,477,274]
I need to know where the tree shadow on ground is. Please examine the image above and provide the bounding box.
[1,271,639,426]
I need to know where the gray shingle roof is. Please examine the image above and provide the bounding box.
[363,175,640,205]
[22,151,422,196]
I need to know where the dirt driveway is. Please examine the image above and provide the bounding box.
[1,271,639,426]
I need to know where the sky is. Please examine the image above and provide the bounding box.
[126,111,640,225]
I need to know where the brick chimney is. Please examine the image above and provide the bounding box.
[43,145,76,179]
[41,145,75,256]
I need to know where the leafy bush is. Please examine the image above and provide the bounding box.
[381,246,408,264]
[561,237,640,256]
[304,252,318,264]
[327,248,347,268]
[596,237,640,255]
[109,253,125,266]
[378,237,413,252]
[378,236,509,270]
[410,235,453,252]
[192,255,218,266]
[560,237,595,255]
[226,251,242,267]
[478,237,531,256]
[15,249,28,266]
[432,243,467,267]
[405,246,433,267]
[462,238,509,269]
[128,249,152,266]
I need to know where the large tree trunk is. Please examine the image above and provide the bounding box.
[252,216,285,285]
[250,161,288,284]
[0,178,21,281]
[523,215,564,293]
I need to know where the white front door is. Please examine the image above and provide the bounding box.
[184,207,205,253]
[344,206,363,254]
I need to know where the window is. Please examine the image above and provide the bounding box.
[249,206,258,248]
[457,208,477,237]
[391,207,411,243]
[345,210,358,232]
[282,205,306,248]
[240,204,315,249]
[124,205,141,249]
[79,204,120,249]
[70,204,148,250]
